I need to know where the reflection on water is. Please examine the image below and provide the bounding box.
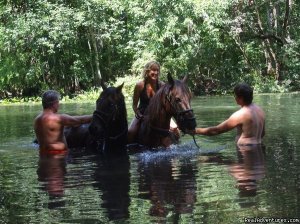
[138,147,199,218]
[91,153,131,221]
[137,151,197,218]
[37,150,131,221]
[37,154,67,209]
[229,145,266,198]
[1,94,300,222]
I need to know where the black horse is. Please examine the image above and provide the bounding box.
[88,83,128,153]
[57,83,127,154]
[138,74,197,148]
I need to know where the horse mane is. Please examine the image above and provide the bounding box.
[118,92,127,123]
[146,84,167,124]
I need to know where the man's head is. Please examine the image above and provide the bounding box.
[42,90,60,109]
[234,83,253,105]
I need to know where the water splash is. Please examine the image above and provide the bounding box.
[136,141,228,164]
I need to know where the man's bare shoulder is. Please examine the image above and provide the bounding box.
[230,107,246,119]
[34,112,43,121]
[252,104,265,114]
[36,111,54,120]
[34,112,62,135]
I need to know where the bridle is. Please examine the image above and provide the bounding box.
[91,99,127,149]
[147,86,196,140]
[164,89,196,132]
[164,89,200,148]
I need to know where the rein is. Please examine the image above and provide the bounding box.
[93,110,109,127]
[192,135,201,149]
[149,125,171,137]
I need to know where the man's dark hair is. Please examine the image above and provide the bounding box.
[234,83,253,105]
[42,90,60,109]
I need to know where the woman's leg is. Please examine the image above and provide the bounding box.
[128,117,141,143]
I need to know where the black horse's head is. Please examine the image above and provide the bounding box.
[89,83,128,151]
[165,73,197,132]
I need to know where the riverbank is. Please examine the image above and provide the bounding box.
[1,75,299,105]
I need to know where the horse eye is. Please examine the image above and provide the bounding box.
[175,97,181,103]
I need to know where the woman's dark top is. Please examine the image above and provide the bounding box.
[138,80,161,115]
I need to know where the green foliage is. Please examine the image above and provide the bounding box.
[249,73,291,93]
[0,0,299,99]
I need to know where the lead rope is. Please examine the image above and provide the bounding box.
[182,132,200,149]
[192,135,201,149]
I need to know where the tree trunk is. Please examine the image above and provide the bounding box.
[88,27,102,86]
[282,0,292,40]
[87,39,95,85]
[254,0,280,79]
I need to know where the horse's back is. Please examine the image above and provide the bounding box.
[64,124,91,148]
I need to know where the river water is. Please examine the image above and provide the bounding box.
[0,93,299,223]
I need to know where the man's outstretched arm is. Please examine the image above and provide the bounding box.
[60,114,92,127]
[194,112,241,136]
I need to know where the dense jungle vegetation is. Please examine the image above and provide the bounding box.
[0,0,299,99]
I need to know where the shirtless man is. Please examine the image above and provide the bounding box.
[34,90,92,154]
[190,83,265,145]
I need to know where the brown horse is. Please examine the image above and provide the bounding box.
[138,74,197,148]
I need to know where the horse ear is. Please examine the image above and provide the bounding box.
[182,75,188,83]
[167,73,175,87]
[116,82,124,93]
[100,79,107,90]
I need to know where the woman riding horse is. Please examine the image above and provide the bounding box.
[128,61,179,143]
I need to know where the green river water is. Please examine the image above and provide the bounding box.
[0,93,299,223]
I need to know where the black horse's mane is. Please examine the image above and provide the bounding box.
[114,92,127,128]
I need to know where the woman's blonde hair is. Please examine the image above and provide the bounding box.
[142,60,160,79]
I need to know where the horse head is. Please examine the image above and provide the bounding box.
[164,73,197,132]
[140,73,197,147]
[89,82,128,151]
